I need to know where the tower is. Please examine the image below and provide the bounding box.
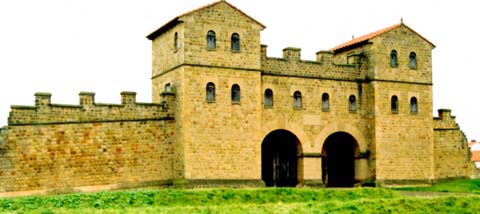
[147,1,266,185]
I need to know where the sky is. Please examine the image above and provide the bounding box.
[0,0,478,141]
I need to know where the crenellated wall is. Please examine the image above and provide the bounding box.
[433,109,476,180]
[9,91,174,125]
[0,92,176,196]
[261,45,363,81]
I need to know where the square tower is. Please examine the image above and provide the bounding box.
[147,1,265,185]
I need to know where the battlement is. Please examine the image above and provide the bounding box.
[434,109,460,130]
[261,45,360,81]
[8,91,175,125]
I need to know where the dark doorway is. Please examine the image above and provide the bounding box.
[322,132,357,187]
[262,130,301,187]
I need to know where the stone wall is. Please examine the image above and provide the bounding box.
[261,46,361,81]
[260,74,373,184]
[434,109,476,179]
[181,66,262,182]
[0,92,175,196]
[373,82,434,185]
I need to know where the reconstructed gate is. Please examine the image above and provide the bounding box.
[261,130,302,187]
[322,132,358,187]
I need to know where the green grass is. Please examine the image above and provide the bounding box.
[1,179,480,213]
[394,178,480,194]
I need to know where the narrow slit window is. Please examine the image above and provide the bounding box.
[390,50,398,68]
[410,97,418,114]
[174,32,179,50]
[349,95,356,112]
[206,82,215,102]
[264,89,273,108]
[322,93,330,111]
[293,91,302,109]
[409,52,417,69]
[207,30,216,49]
[231,33,240,52]
[391,95,399,113]
[231,84,241,103]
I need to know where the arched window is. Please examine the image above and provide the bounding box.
[206,82,215,102]
[231,84,240,103]
[391,95,399,113]
[349,95,356,112]
[174,32,179,50]
[231,33,240,52]
[322,93,330,111]
[207,30,216,49]
[264,89,273,108]
[410,97,418,114]
[293,91,302,109]
[390,50,398,68]
[165,83,171,92]
[409,52,417,69]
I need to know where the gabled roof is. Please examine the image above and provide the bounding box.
[331,23,435,53]
[147,0,265,40]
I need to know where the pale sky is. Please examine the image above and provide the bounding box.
[0,0,478,141]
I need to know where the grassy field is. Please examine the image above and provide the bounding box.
[0,179,479,213]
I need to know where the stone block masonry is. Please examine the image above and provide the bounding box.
[434,109,476,180]
[0,92,175,196]
[0,0,476,195]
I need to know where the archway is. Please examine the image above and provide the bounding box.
[321,132,358,187]
[261,129,303,187]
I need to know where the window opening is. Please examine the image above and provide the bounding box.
[231,33,240,52]
[174,32,179,50]
[391,95,399,113]
[322,93,330,111]
[410,97,418,113]
[409,52,417,69]
[349,95,356,112]
[207,30,216,49]
[390,50,398,68]
[206,82,215,102]
[264,89,273,108]
[231,84,241,103]
[293,91,302,109]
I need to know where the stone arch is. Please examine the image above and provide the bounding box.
[261,129,303,187]
[314,122,367,152]
[314,122,369,185]
[321,132,358,187]
[261,120,311,148]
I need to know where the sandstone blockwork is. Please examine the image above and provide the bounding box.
[0,1,475,196]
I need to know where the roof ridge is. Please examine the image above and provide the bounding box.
[147,0,265,40]
[331,23,402,52]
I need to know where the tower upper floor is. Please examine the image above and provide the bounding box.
[147,1,435,86]
[147,1,265,78]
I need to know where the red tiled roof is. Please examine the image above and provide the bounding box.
[147,0,265,40]
[471,151,480,162]
[331,23,435,52]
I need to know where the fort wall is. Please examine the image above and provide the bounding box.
[0,92,175,196]
[434,109,476,179]
[261,46,361,81]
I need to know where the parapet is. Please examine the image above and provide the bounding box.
[261,46,359,81]
[434,109,460,130]
[283,47,301,61]
[8,91,174,125]
[316,50,334,63]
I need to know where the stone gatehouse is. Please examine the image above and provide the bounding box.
[0,0,475,196]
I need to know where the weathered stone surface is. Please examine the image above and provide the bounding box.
[0,1,475,195]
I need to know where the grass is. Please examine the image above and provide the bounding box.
[394,178,480,194]
[0,179,480,213]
